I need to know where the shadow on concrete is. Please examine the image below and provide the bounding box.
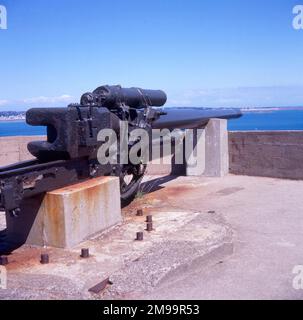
[140,175,179,195]
[0,194,44,255]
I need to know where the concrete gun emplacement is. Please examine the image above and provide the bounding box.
[0,85,242,217]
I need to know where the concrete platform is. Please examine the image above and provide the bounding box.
[1,174,303,300]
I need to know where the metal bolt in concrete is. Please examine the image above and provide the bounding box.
[89,278,112,294]
[146,222,153,232]
[0,256,8,266]
[136,232,144,241]
[137,209,144,216]
[146,215,153,223]
[40,254,49,265]
[81,248,90,258]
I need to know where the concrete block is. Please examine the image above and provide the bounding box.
[186,119,229,177]
[6,177,122,249]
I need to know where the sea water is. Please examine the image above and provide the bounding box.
[0,110,303,137]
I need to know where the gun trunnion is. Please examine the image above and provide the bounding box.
[0,85,242,216]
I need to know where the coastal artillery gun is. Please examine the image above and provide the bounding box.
[0,85,242,218]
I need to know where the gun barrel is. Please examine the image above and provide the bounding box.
[81,85,167,109]
[152,107,242,129]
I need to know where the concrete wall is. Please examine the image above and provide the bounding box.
[229,131,303,180]
[0,136,45,166]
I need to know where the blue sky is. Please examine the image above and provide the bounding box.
[0,0,303,109]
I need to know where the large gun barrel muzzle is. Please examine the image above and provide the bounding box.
[80,85,167,109]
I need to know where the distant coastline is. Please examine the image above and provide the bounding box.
[1,107,303,122]
[240,106,303,113]
[0,106,303,122]
[0,111,25,122]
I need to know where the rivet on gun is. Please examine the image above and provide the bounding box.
[40,253,49,265]
[136,232,144,241]
[0,256,8,266]
[81,248,90,258]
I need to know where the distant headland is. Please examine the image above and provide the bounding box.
[0,111,26,121]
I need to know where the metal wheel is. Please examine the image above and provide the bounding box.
[119,163,146,206]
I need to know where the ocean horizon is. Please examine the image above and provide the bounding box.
[0,109,303,137]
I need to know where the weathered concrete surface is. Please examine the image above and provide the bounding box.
[0,136,45,166]
[1,175,303,300]
[204,119,229,177]
[141,175,303,300]
[25,177,122,248]
[105,213,232,299]
[186,119,229,177]
[0,207,230,300]
[229,131,303,180]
